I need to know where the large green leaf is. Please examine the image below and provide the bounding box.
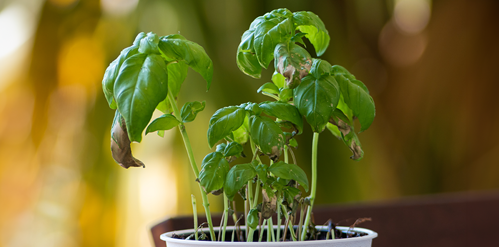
[138,32,160,54]
[249,115,285,161]
[167,61,188,98]
[332,65,375,132]
[253,16,294,68]
[274,43,312,89]
[224,163,257,200]
[113,53,168,142]
[145,114,180,135]
[236,29,262,79]
[180,101,205,123]
[158,34,213,90]
[102,45,139,109]
[292,11,330,56]
[259,101,303,134]
[199,152,230,194]
[268,161,309,192]
[207,106,246,148]
[293,71,340,133]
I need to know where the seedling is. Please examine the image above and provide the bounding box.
[102,8,375,243]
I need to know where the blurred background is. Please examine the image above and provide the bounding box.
[1,0,499,246]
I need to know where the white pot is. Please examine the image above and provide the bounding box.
[160,226,377,247]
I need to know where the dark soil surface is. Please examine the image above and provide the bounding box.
[171,227,367,242]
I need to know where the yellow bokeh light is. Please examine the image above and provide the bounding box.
[57,35,105,93]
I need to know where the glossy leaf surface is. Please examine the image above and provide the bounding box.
[225,163,257,200]
[145,114,180,134]
[167,61,188,97]
[292,11,330,56]
[199,152,230,194]
[268,161,309,192]
[222,142,244,157]
[207,106,246,148]
[332,65,375,132]
[259,101,303,134]
[293,71,340,133]
[180,101,205,123]
[113,53,168,142]
[159,34,213,90]
[249,115,285,161]
[102,45,139,109]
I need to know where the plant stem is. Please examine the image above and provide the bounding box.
[267,218,273,242]
[247,228,255,242]
[259,219,267,242]
[191,195,198,240]
[276,192,282,241]
[168,90,215,240]
[222,192,229,242]
[280,204,297,241]
[284,145,289,163]
[300,132,319,241]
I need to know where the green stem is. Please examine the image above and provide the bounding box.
[259,219,267,242]
[300,132,319,241]
[222,192,229,242]
[284,145,289,163]
[247,228,255,242]
[276,192,282,241]
[191,195,198,240]
[168,90,215,240]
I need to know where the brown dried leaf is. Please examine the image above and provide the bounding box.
[111,116,145,169]
[261,189,277,219]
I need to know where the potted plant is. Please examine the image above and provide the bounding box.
[102,8,377,246]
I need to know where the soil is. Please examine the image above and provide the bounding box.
[171,227,368,242]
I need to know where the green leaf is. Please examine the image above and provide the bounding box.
[293,72,340,133]
[332,65,375,132]
[113,53,168,143]
[207,106,246,148]
[199,152,230,194]
[224,163,257,200]
[145,114,181,134]
[236,29,262,79]
[247,208,259,230]
[232,113,250,145]
[167,61,188,97]
[259,101,303,134]
[268,161,309,192]
[255,163,268,184]
[274,43,312,89]
[253,16,294,68]
[257,82,279,95]
[249,115,285,161]
[223,142,244,157]
[326,121,364,161]
[279,88,293,102]
[180,101,205,123]
[293,11,330,56]
[156,96,173,114]
[309,58,332,78]
[159,34,213,90]
[102,45,139,109]
[138,32,160,54]
[272,71,286,89]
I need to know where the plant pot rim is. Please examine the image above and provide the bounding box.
[160,226,377,245]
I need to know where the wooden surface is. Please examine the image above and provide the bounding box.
[151,191,499,247]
